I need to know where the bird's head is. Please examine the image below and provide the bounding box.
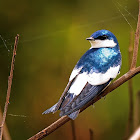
[86,30,119,48]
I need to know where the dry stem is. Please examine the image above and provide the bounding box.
[71,120,76,140]
[124,31,134,139]
[89,129,94,140]
[0,108,11,140]
[128,31,134,132]
[0,35,19,140]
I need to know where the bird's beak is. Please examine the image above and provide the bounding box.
[86,37,94,41]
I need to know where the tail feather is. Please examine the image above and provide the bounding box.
[42,103,58,114]
[68,110,80,120]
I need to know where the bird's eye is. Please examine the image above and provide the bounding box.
[95,35,108,40]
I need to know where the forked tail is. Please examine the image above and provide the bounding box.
[42,103,58,114]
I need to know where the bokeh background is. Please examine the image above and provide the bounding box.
[0,0,140,139]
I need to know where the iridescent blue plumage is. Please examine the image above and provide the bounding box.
[76,47,121,73]
[43,29,122,120]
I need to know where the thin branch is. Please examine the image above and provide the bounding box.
[0,108,11,140]
[71,120,76,140]
[129,126,140,140]
[124,31,134,139]
[129,31,134,70]
[28,66,140,140]
[89,129,94,140]
[130,0,140,69]
[0,35,19,140]
[128,31,134,132]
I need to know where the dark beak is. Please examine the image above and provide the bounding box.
[86,37,94,41]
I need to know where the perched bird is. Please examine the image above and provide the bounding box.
[43,29,122,120]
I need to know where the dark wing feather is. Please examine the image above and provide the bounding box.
[59,79,111,117]
[54,75,78,111]
[42,75,78,115]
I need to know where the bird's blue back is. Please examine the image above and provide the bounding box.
[76,46,121,74]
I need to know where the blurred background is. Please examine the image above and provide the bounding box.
[0,0,140,139]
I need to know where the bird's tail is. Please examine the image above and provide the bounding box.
[42,103,58,114]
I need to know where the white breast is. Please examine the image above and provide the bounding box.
[68,65,120,96]
[88,65,120,85]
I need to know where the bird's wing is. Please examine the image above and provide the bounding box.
[58,64,120,119]
[42,64,119,116]
[49,66,83,112]
[60,80,111,119]
[42,66,82,114]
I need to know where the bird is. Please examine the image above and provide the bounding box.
[42,29,122,120]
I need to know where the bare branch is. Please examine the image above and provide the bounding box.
[129,31,134,69]
[128,32,134,132]
[89,129,94,140]
[124,31,134,139]
[28,66,140,140]
[129,126,140,140]
[71,120,76,140]
[130,0,140,69]
[0,35,19,140]
[0,108,11,140]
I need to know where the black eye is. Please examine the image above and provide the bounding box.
[95,35,108,40]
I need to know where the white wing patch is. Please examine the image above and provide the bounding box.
[69,72,88,95]
[88,65,120,85]
[68,65,120,96]
[69,67,83,81]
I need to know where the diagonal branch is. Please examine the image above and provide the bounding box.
[28,66,140,140]
[0,35,19,140]
[0,108,11,140]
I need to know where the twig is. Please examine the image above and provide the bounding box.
[129,126,140,140]
[129,31,134,70]
[0,35,19,140]
[89,129,94,140]
[71,120,76,140]
[130,0,140,69]
[134,91,140,130]
[28,66,140,140]
[128,31,134,133]
[0,108,11,140]
[124,31,134,139]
